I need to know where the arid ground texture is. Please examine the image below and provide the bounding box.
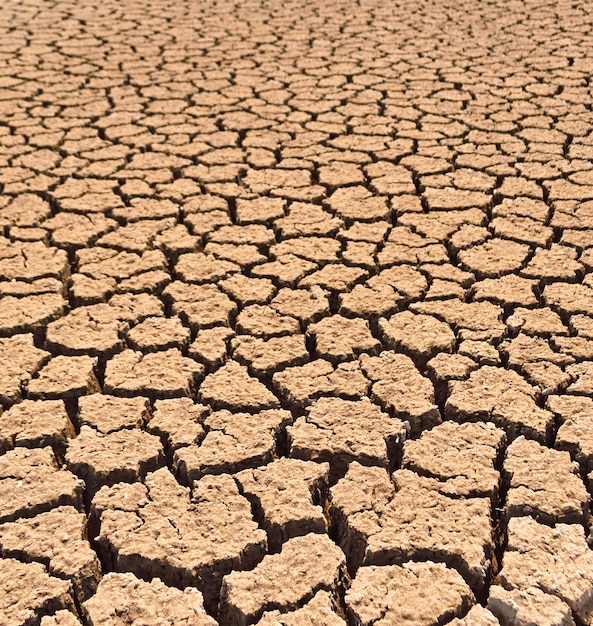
[1,0,593,624]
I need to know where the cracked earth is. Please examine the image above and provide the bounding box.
[1,0,593,624]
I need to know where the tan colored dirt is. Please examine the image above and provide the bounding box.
[1,0,593,623]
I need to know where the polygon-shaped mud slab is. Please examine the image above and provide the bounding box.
[198,360,279,410]
[487,584,575,626]
[231,334,309,375]
[306,315,380,363]
[104,348,204,399]
[299,264,366,292]
[0,334,50,406]
[500,334,573,368]
[402,421,505,500]
[27,355,100,399]
[359,351,440,435]
[446,366,555,442]
[76,248,167,281]
[0,447,84,523]
[328,185,389,221]
[543,283,593,317]
[0,239,69,281]
[379,311,455,366]
[0,399,75,456]
[45,307,126,357]
[174,408,291,482]
[271,237,339,264]
[0,558,75,626]
[273,201,339,237]
[345,561,474,626]
[175,251,239,284]
[65,426,164,492]
[92,468,267,606]
[45,294,163,356]
[189,327,234,367]
[426,353,479,403]
[220,533,346,626]
[367,265,428,300]
[288,397,407,480]
[499,517,593,623]
[251,254,317,287]
[411,300,505,342]
[506,306,567,337]
[339,283,404,318]
[331,464,492,592]
[504,436,589,525]
[163,282,237,330]
[236,458,329,551]
[0,506,101,603]
[458,238,530,277]
[236,304,300,338]
[78,394,150,433]
[471,274,539,307]
[125,316,190,352]
[0,293,66,336]
[270,287,330,324]
[148,398,209,451]
[219,275,276,306]
[255,590,346,625]
[82,572,216,626]
[273,359,369,409]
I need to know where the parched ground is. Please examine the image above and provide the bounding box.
[1,0,593,623]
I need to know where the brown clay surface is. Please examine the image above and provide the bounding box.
[1,0,593,623]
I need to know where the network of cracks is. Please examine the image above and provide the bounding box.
[2,0,593,624]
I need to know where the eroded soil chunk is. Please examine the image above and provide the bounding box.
[0,506,101,602]
[0,447,83,523]
[235,458,329,550]
[27,355,100,400]
[174,408,291,482]
[65,426,164,491]
[273,359,369,409]
[78,394,150,433]
[289,397,406,480]
[402,421,505,500]
[360,351,440,435]
[345,561,474,626]
[104,349,204,399]
[446,366,555,442]
[504,436,589,525]
[220,533,346,626]
[0,399,74,456]
[499,517,593,623]
[0,558,75,626]
[0,334,50,406]
[331,464,492,591]
[92,469,267,606]
[82,572,216,626]
[255,590,346,625]
[198,360,280,410]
